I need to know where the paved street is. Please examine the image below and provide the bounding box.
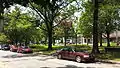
[0,50,120,68]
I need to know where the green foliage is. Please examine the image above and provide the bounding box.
[28,0,82,50]
[99,2,120,34]
[96,52,120,60]
[77,2,93,38]
[96,53,113,59]
[4,7,43,44]
[0,33,8,43]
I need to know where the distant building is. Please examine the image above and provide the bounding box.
[108,31,120,42]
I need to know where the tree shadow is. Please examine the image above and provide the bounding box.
[40,65,96,68]
[2,53,39,58]
[36,57,55,61]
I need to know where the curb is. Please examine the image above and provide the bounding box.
[96,59,120,64]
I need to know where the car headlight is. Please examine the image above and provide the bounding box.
[83,55,89,58]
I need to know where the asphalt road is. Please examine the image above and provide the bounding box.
[0,50,120,68]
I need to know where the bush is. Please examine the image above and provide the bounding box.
[0,33,8,43]
[96,53,113,59]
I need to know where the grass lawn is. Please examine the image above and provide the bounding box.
[29,44,120,61]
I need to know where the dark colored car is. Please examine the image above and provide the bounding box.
[1,44,10,50]
[10,45,18,52]
[17,46,32,53]
[55,47,95,63]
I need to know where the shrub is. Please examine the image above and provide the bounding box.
[0,33,8,43]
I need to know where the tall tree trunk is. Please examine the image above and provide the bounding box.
[100,32,102,46]
[92,0,100,54]
[25,39,28,46]
[0,14,3,32]
[53,37,55,45]
[106,31,110,47]
[87,38,89,45]
[64,29,67,46]
[75,33,77,46]
[0,6,4,32]
[47,28,53,50]
[116,30,118,46]
[15,39,18,45]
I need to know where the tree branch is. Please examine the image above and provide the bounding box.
[52,17,67,28]
[29,0,46,22]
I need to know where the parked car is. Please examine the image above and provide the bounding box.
[55,47,95,63]
[10,45,18,52]
[0,44,2,50]
[1,44,10,50]
[17,46,32,53]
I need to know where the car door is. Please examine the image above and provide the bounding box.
[61,48,69,58]
[68,48,76,59]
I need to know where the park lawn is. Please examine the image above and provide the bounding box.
[29,44,120,61]
[101,42,117,46]
[113,58,120,61]
[29,44,92,55]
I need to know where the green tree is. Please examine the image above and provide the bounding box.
[4,7,38,45]
[99,0,120,47]
[78,12,93,45]
[0,0,29,32]
[28,0,80,50]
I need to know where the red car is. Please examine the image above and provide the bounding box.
[17,46,32,53]
[10,45,18,52]
[55,47,95,63]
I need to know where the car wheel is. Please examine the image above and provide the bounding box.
[76,56,82,63]
[57,54,62,59]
